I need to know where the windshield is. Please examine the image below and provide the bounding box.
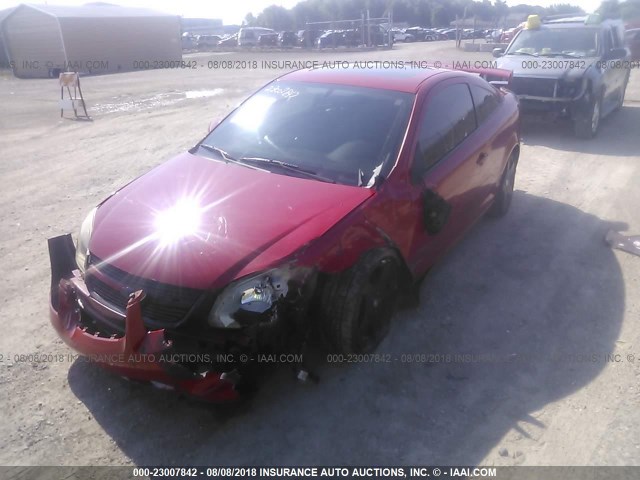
[199,81,414,187]
[506,27,599,57]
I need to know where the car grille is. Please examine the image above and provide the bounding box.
[85,256,204,328]
[511,77,557,98]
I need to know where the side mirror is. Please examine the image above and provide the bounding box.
[492,47,504,58]
[422,189,451,235]
[606,47,627,60]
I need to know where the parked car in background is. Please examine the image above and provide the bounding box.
[317,30,347,48]
[258,32,279,47]
[426,29,446,40]
[298,29,323,48]
[404,27,425,40]
[405,26,436,41]
[238,27,276,47]
[181,32,197,50]
[486,29,503,42]
[494,14,630,138]
[464,29,486,39]
[626,28,640,60]
[196,35,221,49]
[356,24,391,46]
[442,28,458,39]
[279,31,297,47]
[346,29,362,47]
[392,29,415,42]
[500,25,523,43]
[48,65,520,402]
[218,34,238,47]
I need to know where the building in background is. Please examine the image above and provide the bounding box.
[0,7,15,67]
[0,3,181,78]
[181,17,223,36]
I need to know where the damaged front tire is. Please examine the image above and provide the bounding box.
[321,250,399,354]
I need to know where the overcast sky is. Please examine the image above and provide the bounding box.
[0,0,604,25]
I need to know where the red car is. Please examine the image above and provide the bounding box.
[48,66,520,402]
[501,25,524,44]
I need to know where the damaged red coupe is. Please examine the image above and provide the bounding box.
[49,66,520,401]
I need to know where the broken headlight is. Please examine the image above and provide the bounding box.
[75,207,97,274]
[557,78,583,98]
[208,265,310,329]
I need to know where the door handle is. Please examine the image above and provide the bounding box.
[476,152,488,166]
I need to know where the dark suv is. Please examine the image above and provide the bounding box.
[494,14,631,138]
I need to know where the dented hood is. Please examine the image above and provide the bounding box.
[89,153,373,290]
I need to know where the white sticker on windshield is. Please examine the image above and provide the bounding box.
[264,85,300,99]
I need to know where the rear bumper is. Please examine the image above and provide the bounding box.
[48,234,239,402]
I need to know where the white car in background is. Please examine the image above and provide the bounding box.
[238,27,276,47]
[392,29,416,42]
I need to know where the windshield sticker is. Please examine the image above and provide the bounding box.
[264,85,300,99]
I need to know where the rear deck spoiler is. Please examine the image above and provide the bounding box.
[441,64,513,87]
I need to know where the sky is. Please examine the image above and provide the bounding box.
[0,0,605,25]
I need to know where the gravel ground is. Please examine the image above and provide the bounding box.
[1,41,640,467]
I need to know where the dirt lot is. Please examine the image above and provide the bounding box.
[1,40,640,467]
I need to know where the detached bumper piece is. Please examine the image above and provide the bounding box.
[48,234,239,402]
[606,230,640,258]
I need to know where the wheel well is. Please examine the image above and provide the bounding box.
[315,246,416,304]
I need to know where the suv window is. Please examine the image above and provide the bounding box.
[603,29,614,51]
[607,27,623,49]
[507,27,598,57]
[471,85,500,125]
[415,83,477,171]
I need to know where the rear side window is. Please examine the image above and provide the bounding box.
[415,83,477,171]
[471,84,500,125]
[610,27,622,48]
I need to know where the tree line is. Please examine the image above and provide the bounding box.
[245,0,640,30]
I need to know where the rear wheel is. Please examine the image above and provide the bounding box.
[321,250,399,354]
[488,151,518,218]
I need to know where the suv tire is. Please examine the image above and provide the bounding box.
[574,90,602,139]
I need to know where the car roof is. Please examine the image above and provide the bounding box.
[283,66,447,93]
[541,22,601,29]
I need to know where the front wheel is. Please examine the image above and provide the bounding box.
[321,250,399,354]
[574,91,602,139]
[614,72,630,112]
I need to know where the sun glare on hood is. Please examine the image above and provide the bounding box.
[154,198,202,246]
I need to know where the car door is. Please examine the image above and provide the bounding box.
[469,82,506,209]
[600,27,624,110]
[406,79,486,275]
[609,25,630,96]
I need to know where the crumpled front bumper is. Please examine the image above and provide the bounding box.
[48,234,239,402]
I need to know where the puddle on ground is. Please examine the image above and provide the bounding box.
[91,89,224,114]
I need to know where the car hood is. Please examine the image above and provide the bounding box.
[497,55,598,80]
[89,152,373,290]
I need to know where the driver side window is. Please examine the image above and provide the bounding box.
[413,83,477,177]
